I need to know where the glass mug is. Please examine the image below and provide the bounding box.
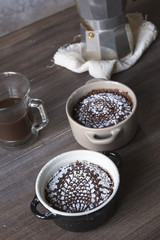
[0,72,49,149]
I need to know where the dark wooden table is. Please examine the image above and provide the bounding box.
[0,1,160,239]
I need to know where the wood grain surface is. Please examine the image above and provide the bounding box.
[0,0,160,239]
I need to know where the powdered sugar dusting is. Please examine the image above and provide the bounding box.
[45,161,114,213]
[73,89,133,128]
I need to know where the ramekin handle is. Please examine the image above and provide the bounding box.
[102,151,122,169]
[30,195,56,220]
[85,127,122,145]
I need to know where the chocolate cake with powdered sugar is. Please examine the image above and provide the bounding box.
[73,89,133,128]
[45,161,114,213]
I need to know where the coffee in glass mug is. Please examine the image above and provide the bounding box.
[0,72,49,148]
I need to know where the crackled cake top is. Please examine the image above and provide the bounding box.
[73,89,133,128]
[45,161,114,213]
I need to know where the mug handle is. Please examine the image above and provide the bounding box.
[30,195,56,220]
[28,98,49,134]
[102,151,122,170]
[85,127,122,145]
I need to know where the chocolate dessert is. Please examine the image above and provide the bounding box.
[73,89,133,128]
[45,161,114,213]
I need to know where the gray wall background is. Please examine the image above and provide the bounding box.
[0,0,74,37]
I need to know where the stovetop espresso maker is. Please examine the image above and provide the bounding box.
[74,0,134,60]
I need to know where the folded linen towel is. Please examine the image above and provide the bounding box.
[53,13,158,80]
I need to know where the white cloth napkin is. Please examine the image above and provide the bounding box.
[53,13,158,80]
